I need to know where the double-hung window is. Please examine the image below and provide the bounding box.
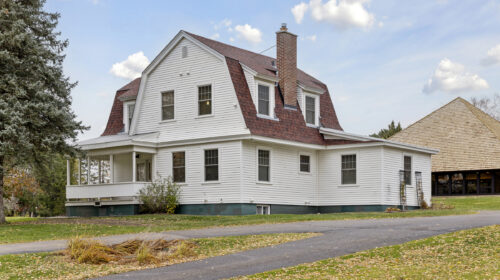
[198,85,212,115]
[162,91,174,120]
[204,149,218,181]
[258,84,270,116]
[404,156,412,185]
[305,96,316,125]
[258,149,270,182]
[172,152,185,183]
[300,155,310,173]
[127,103,135,129]
[341,154,356,185]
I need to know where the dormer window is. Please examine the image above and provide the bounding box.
[305,96,316,125]
[123,101,135,133]
[258,84,270,116]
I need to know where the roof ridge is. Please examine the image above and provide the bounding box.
[390,97,463,138]
[184,31,276,60]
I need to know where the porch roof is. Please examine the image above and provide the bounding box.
[77,132,158,150]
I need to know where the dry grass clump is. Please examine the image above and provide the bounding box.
[384,207,401,213]
[66,237,197,265]
[430,202,455,210]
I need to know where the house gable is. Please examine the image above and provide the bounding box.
[132,35,249,142]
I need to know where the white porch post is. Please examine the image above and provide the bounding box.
[152,154,156,181]
[132,151,137,182]
[78,159,81,185]
[66,159,71,186]
[98,159,101,184]
[110,154,114,184]
[87,156,90,185]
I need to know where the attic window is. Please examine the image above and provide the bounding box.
[182,46,188,58]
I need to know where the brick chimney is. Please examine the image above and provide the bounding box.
[276,23,297,109]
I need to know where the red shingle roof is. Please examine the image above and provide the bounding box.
[101,78,141,136]
[101,31,344,146]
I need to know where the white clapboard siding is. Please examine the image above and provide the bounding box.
[134,38,248,142]
[155,140,242,204]
[243,68,255,102]
[241,141,318,205]
[382,147,432,206]
[318,147,383,205]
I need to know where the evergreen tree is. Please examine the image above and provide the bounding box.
[370,120,402,139]
[0,0,87,223]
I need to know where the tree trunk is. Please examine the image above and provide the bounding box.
[0,156,5,223]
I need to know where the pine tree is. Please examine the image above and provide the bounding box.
[370,120,402,139]
[0,0,88,223]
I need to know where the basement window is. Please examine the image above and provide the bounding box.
[256,205,270,215]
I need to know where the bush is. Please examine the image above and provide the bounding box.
[138,176,181,214]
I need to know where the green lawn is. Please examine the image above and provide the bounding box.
[237,225,500,280]
[1,195,498,244]
[0,233,318,280]
[433,195,500,210]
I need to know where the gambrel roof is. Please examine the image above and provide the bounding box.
[390,97,500,172]
[101,31,343,144]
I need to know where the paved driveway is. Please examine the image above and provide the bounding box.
[98,211,500,280]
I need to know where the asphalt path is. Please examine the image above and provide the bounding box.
[93,211,500,280]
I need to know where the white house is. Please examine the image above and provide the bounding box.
[66,24,437,216]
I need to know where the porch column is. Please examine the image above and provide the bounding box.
[132,151,136,182]
[152,154,156,181]
[110,154,114,184]
[87,156,90,185]
[98,159,101,184]
[78,159,81,185]
[66,159,71,186]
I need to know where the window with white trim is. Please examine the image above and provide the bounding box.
[341,154,356,185]
[258,84,270,116]
[127,103,135,130]
[204,149,218,181]
[172,151,185,183]
[258,149,270,182]
[305,96,316,125]
[300,155,310,173]
[161,91,174,120]
[198,85,212,115]
[404,156,412,185]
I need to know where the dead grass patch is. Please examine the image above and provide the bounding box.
[65,237,197,266]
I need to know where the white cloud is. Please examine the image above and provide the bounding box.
[481,44,500,66]
[306,34,317,41]
[292,2,309,24]
[423,58,489,94]
[211,33,220,40]
[213,19,232,30]
[229,37,235,42]
[295,0,375,29]
[110,51,149,80]
[234,24,262,44]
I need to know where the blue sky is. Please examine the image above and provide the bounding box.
[45,0,500,140]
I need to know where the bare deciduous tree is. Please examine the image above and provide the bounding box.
[470,93,500,121]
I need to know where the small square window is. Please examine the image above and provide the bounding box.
[300,155,310,173]
[256,205,270,215]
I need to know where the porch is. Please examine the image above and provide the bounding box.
[66,148,156,207]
